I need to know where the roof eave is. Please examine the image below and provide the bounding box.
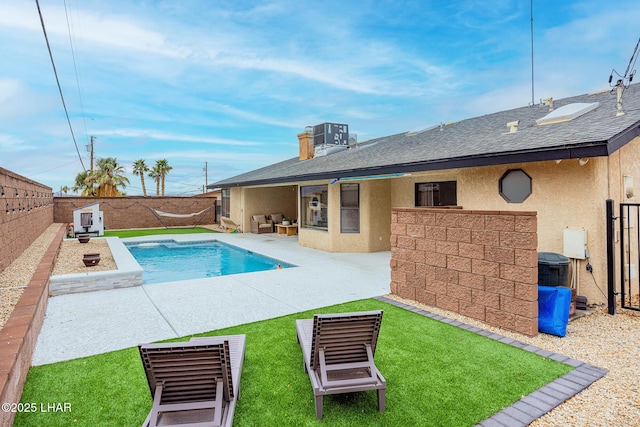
[212,123,640,189]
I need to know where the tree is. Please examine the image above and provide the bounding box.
[132,159,150,197]
[148,165,161,196]
[86,157,130,196]
[72,170,96,196]
[155,159,172,196]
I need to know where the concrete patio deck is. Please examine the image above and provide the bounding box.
[33,232,391,365]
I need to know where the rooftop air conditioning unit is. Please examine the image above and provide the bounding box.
[313,123,349,157]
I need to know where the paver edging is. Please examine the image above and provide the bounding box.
[0,224,66,427]
[374,295,608,427]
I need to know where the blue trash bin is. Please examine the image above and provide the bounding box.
[538,286,572,337]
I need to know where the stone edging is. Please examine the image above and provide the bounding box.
[49,237,143,296]
[374,296,608,427]
[0,224,66,427]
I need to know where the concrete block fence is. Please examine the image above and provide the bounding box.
[390,207,539,336]
[54,196,216,231]
[0,167,54,273]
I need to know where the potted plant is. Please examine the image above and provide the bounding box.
[282,216,290,226]
[83,253,101,267]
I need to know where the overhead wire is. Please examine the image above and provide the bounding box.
[34,0,86,171]
[63,0,89,141]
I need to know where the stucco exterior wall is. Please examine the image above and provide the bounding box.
[227,186,297,233]
[389,159,612,305]
[365,179,392,252]
[610,136,640,305]
[297,179,393,252]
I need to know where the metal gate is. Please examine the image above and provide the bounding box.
[617,202,640,312]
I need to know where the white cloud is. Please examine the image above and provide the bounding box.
[93,128,264,147]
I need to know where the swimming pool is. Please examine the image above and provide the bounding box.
[125,240,293,284]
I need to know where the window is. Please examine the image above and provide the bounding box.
[415,181,457,207]
[340,183,359,233]
[300,185,328,230]
[499,169,531,203]
[221,189,230,218]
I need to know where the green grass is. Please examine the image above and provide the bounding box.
[16,299,572,426]
[103,226,217,238]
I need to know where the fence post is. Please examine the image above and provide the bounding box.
[606,199,616,315]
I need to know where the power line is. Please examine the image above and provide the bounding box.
[63,0,89,141]
[34,0,86,171]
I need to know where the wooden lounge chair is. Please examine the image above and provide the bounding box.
[138,334,246,427]
[295,310,386,419]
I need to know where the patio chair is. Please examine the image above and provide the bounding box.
[138,334,246,427]
[295,310,386,419]
[269,213,284,225]
[250,214,273,234]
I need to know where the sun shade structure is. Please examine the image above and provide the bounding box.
[295,310,386,419]
[138,335,246,427]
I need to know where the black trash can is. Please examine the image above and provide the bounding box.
[538,252,570,287]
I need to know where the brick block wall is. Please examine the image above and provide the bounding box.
[54,197,216,230]
[390,207,539,336]
[0,167,54,274]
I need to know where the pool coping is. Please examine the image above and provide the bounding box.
[48,235,297,296]
[374,296,608,427]
[125,238,295,284]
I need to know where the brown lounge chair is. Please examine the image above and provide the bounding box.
[138,334,246,427]
[295,310,386,419]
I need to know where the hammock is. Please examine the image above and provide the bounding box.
[151,208,211,218]
[148,206,212,228]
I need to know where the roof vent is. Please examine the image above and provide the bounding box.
[541,97,554,111]
[536,102,600,126]
[507,120,520,133]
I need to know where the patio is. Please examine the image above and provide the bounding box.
[33,232,391,365]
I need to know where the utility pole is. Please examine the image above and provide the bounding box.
[87,135,95,171]
[204,161,208,192]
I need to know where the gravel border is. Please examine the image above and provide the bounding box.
[0,224,64,328]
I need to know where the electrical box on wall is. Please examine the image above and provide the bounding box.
[563,228,587,259]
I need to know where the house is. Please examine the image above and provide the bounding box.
[211,84,640,306]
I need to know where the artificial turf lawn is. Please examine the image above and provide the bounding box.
[103,226,217,238]
[16,299,572,426]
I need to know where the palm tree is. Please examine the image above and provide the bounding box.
[148,166,161,196]
[86,157,130,196]
[132,159,149,197]
[155,159,173,196]
[72,170,96,196]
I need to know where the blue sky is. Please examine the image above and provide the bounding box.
[1,0,639,196]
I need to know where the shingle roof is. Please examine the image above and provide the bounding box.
[213,84,640,187]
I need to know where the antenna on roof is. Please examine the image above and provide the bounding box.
[530,0,535,107]
[609,37,640,116]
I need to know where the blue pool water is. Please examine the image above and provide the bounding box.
[125,240,292,284]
